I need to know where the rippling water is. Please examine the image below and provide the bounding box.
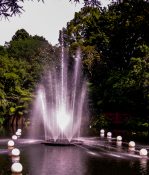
[0,136,149,175]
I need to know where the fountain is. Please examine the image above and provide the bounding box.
[30,32,88,145]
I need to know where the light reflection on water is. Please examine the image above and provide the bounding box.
[25,145,87,175]
[0,137,149,175]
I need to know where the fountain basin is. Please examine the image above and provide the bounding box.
[42,139,83,146]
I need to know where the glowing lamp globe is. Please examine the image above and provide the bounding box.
[100,129,105,134]
[17,129,22,133]
[8,140,15,147]
[11,162,23,173]
[12,135,17,140]
[16,131,21,136]
[139,149,148,156]
[129,141,135,147]
[12,148,20,157]
[107,132,112,137]
[117,136,122,141]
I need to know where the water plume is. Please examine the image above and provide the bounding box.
[30,36,88,142]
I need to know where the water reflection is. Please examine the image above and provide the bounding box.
[128,147,135,154]
[116,141,122,152]
[0,136,149,175]
[26,145,87,175]
[140,157,148,174]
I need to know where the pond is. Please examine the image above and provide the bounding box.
[0,128,149,175]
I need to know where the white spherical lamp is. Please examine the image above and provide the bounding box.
[16,131,21,136]
[17,129,22,133]
[11,162,23,173]
[12,135,17,140]
[139,149,148,156]
[8,140,15,147]
[129,141,135,147]
[107,132,112,137]
[100,129,105,134]
[117,136,122,141]
[11,148,20,157]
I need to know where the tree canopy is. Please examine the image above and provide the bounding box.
[62,0,149,130]
[0,29,58,126]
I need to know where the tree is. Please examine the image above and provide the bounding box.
[11,29,30,41]
[0,29,58,126]
[107,0,149,69]
[0,0,44,18]
[0,45,7,56]
[63,0,149,129]
[72,0,101,7]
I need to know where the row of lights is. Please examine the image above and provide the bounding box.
[7,129,23,174]
[100,129,148,157]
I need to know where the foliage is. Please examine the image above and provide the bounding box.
[0,28,57,125]
[0,0,44,18]
[71,0,101,7]
[0,117,5,125]
[91,114,109,129]
[63,0,149,129]
[126,116,149,131]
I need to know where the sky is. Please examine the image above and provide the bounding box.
[0,0,111,46]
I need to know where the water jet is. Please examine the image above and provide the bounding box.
[30,32,88,145]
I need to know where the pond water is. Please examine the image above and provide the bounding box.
[0,128,149,175]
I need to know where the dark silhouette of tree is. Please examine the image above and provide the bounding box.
[11,29,30,41]
[0,0,43,18]
[72,0,101,6]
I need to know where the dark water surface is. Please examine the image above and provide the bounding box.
[0,129,149,175]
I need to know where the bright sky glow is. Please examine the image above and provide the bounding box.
[0,0,111,46]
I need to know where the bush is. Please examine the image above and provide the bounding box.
[91,114,109,129]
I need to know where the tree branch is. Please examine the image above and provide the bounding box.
[0,0,43,18]
[0,0,100,19]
